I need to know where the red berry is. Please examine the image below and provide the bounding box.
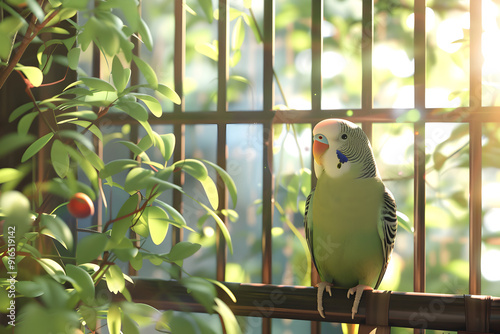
[68,192,95,218]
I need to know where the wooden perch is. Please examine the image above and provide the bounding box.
[116,278,500,333]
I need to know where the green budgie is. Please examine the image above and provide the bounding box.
[304,118,398,319]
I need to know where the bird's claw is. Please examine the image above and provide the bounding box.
[316,282,333,318]
[346,284,372,319]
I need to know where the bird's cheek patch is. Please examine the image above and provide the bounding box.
[336,150,348,169]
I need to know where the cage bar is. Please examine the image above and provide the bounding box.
[173,0,186,247]
[262,0,275,332]
[469,0,483,296]
[215,0,230,283]
[413,0,426,302]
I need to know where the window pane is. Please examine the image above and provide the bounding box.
[323,0,362,109]
[425,123,470,294]
[373,123,415,292]
[226,124,264,283]
[481,123,500,295]
[373,3,415,108]
[426,3,470,108]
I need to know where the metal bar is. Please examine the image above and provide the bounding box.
[413,0,426,303]
[361,0,373,111]
[102,107,500,126]
[117,279,500,333]
[310,3,322,331]
[311,0,322,112]
[216,0,229,282]
[173,0,186,248]
[469,0,482,296]
[262,0,275,332]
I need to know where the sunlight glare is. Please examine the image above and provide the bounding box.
[484,208,500,233]
[436,18,464,53]
[379,127,414,166]
[482,249,500,281]
[322,51,347,78]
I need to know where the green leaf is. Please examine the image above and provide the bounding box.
[27,0,45,22]
[57,110,98,121]
[21,132,54,162]
[154,199,189,229]
[122,313,140,334]
[17,111,38,136]
[117,100,149,122]
[160,133,175,162]
[76,141,105,171]
[79,305,97,331]
[107,303,122,334]
[35,258,66,281]
[202,159,238,207]
[15,280,44,298]
[120,302,160,327]
[146,206,170,245]
[76,233,108,264]
[69,120,103,142]
[129,252,143,271]
[50,139,70,178]
[232,17,245,50]
[16,65,43,87]
[173,159,208,180]
[9,102,34,122]
[0,133,35,159]
[195,42,218,61]
[131,93,162,117]
[132,54,158,88]
[106,265,126,294]
[44,8,77,26]
[397,211,413,233]
[174,159,219,209]
[138,17,153,51]
[112,56,130,93]
[100,159,140,179]
[214,298,242,334]
[117,140,148,160]
[182,277,216,312]
[67,47,81,70]
[40,213,73,250]
[156,83,181,104]
[199,175,219,210]
[124,167,154,192]
[80,77,116,92]
[199,201,233,253]
[112,239,139,262]
[0,168,23,184]
[58,129,94,151]
[196,0,213,23]
[65,264,95,304]
[167,241,201,262]
[109,193,139,244]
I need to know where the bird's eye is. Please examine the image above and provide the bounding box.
[341,134,348,140]
[318,135,323,140]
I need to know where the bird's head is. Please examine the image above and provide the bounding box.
[312,118,378,179]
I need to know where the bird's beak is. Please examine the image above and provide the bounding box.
[313,140,329,165]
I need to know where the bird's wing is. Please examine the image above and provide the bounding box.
[374,187,398,289]
[304,188,319,272]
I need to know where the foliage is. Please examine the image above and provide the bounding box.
[0,1,240,333]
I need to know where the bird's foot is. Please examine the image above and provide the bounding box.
[347,284,373,319]
[316,282,333,318]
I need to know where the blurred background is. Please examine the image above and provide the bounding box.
[75,0,500,333]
